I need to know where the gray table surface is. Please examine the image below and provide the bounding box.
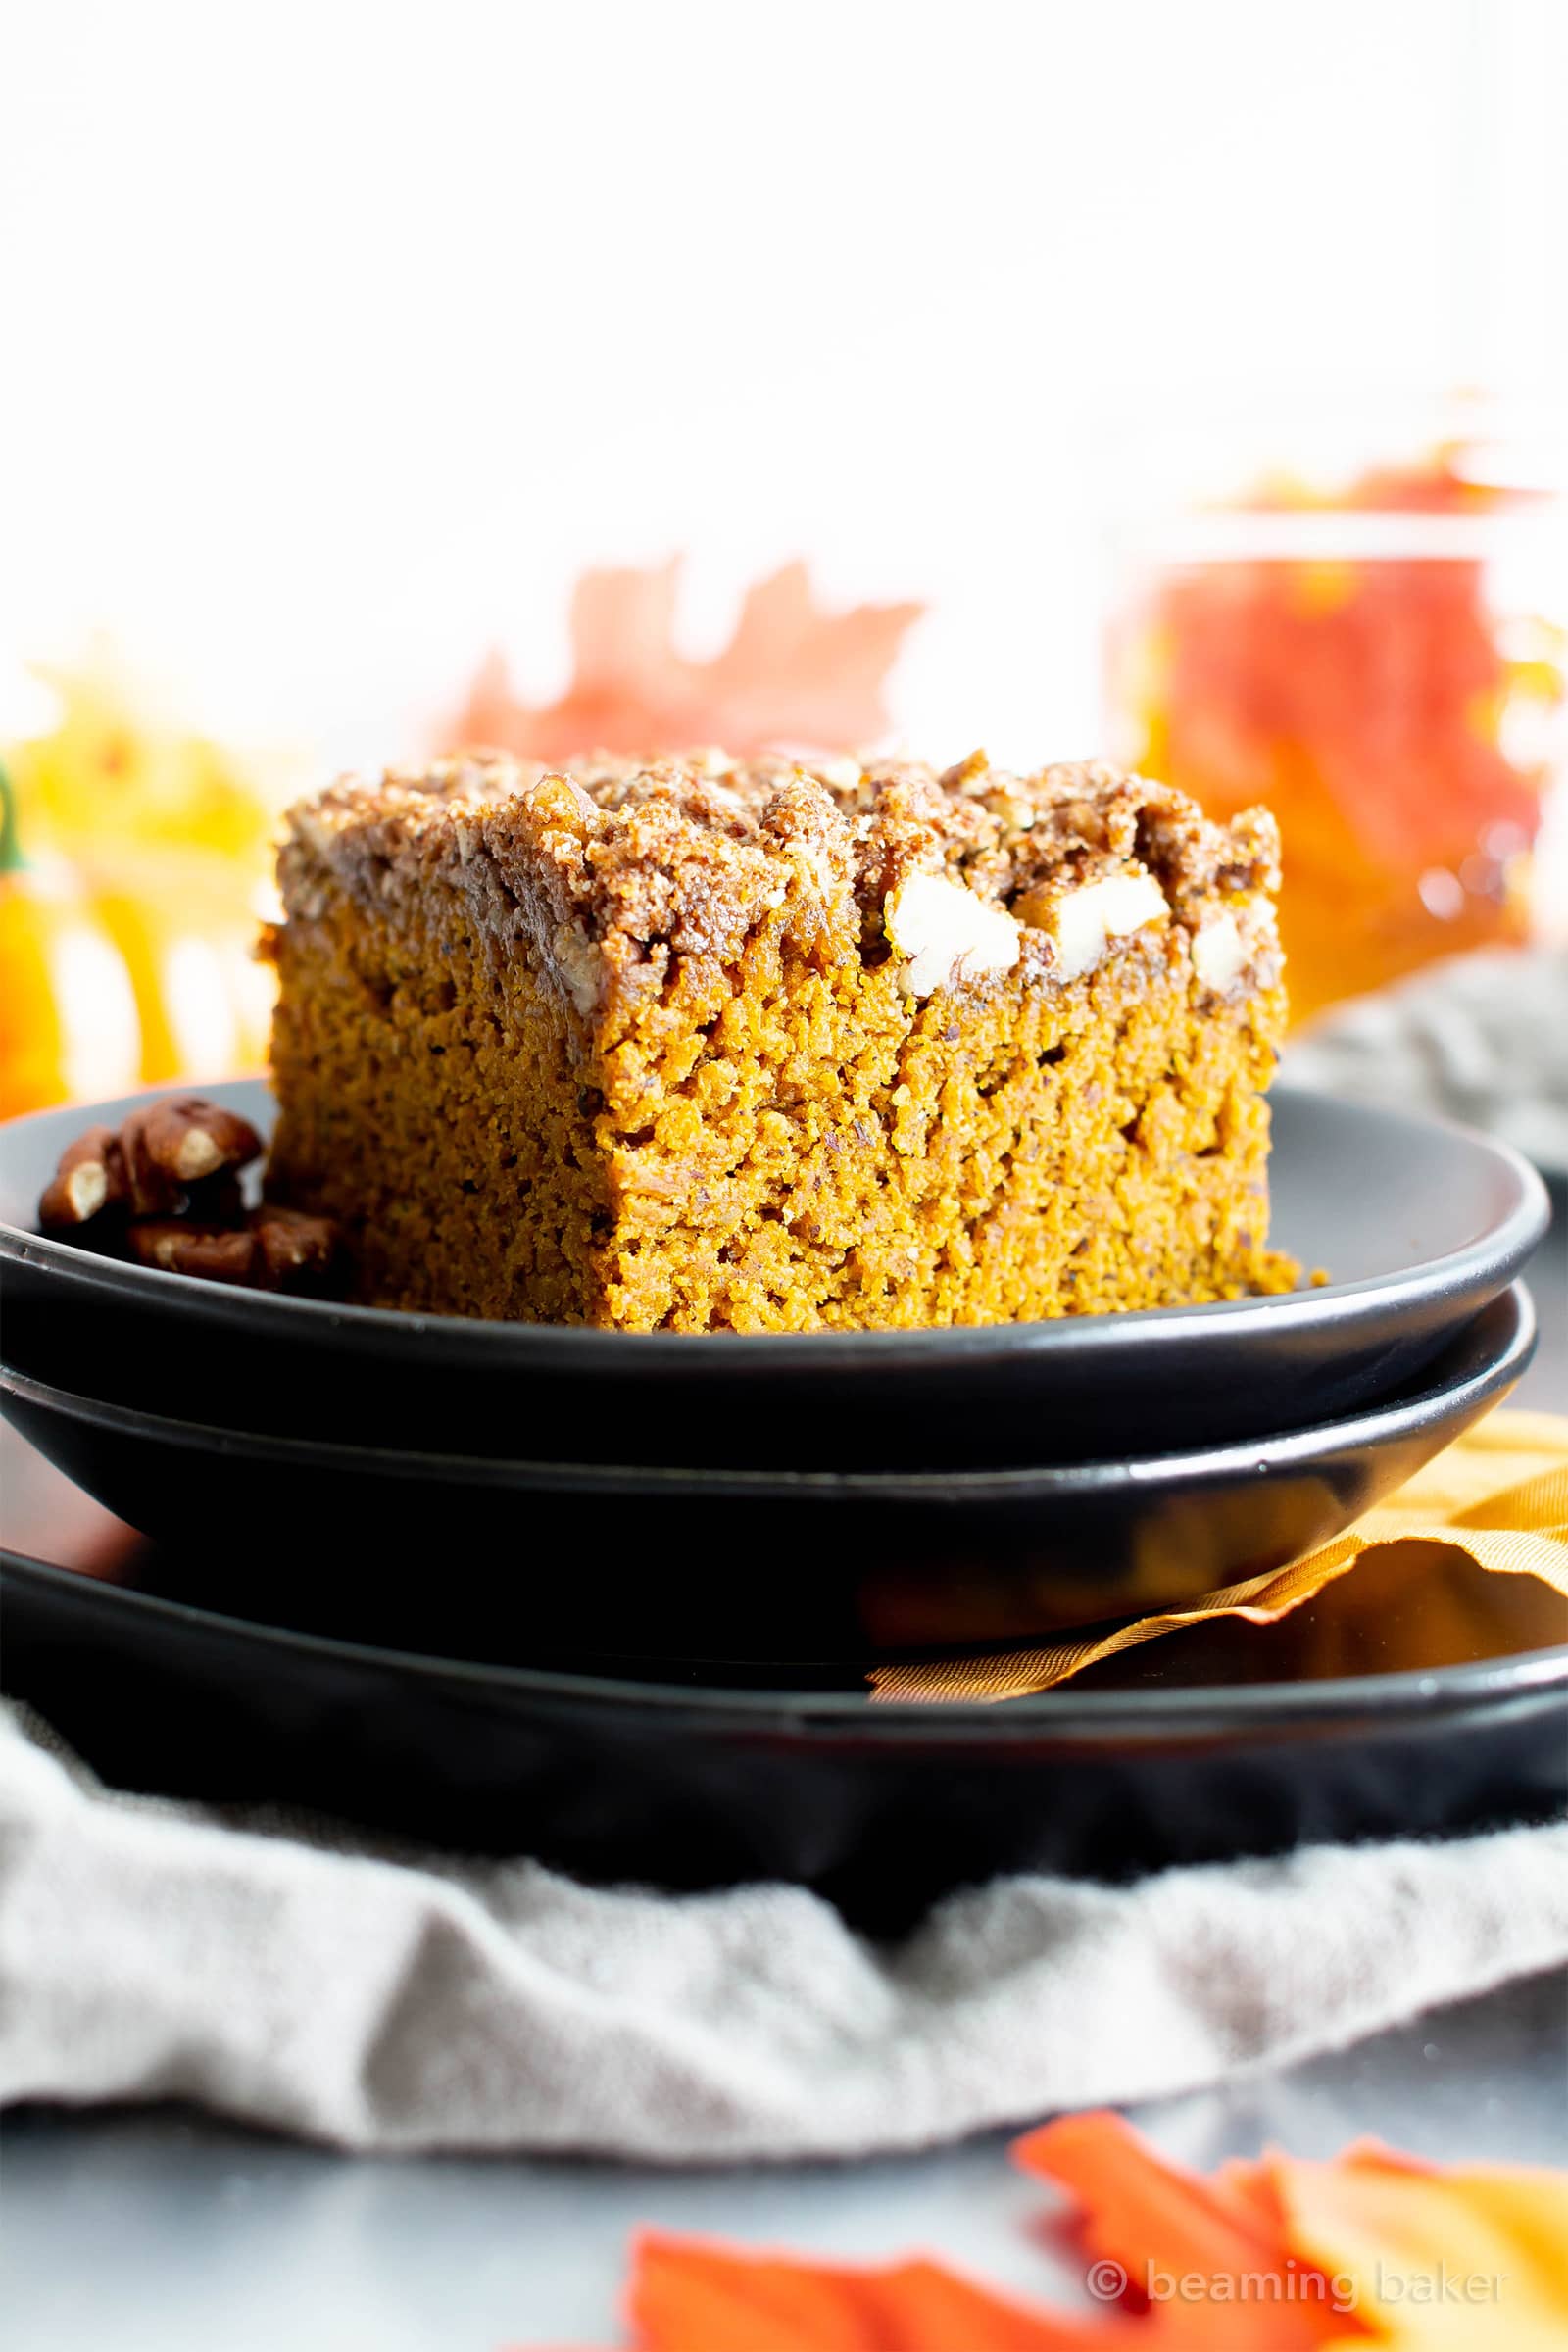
[3,1202,1564,2350]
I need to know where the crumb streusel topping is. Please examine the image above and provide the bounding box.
[282,748,1281,1014]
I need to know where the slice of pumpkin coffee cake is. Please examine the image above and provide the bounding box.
[265,749,1294,1329]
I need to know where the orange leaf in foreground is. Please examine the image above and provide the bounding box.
[623,2230,1120,2352]
[515,2119,1568,2351]
[1015,2112,1364,2347]
[445,560,924,762]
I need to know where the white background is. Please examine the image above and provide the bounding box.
[3,0,1564,773]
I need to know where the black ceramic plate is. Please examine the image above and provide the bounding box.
[0,1082,1548,1470]
[3,1414,1565,1934]
[0,1285,1537,1654]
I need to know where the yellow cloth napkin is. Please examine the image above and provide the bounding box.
[869,1408,1568,1703]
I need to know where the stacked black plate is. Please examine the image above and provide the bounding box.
[3,1079,1562,1927]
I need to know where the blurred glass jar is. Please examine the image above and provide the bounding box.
[1103,441,1566,1028]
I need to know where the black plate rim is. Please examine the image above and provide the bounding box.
[0,1281,1535,1498]
[6,1547,1566,1739]
[0,1083,1550,1367]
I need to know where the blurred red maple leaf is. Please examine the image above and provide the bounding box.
[443,560,924,762]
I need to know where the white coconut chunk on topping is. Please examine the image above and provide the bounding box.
[551,921,606,1015]
[884,869,1022,997]
[1045,870,1168,980]
[1193,909,1250,991]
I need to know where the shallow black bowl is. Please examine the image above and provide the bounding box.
[0,1285,1536,1655]
[4,1399,1565,1932]
[0,1082,1548,1471]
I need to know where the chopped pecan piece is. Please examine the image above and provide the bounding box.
[127,1206,344,1294]
[120,1098,264,1215]
[38,1126,130,1231]
[251,1204,342,1294]
[126,1220,265,1285]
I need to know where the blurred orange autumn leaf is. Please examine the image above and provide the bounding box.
[445,560,924,762]
[529,2110,1568,2350]
[1014,2113,1370,2346]
[624,2238,1106,2352]
[1,645,291,1117]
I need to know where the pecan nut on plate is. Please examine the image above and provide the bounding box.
[37,1096,343,1297]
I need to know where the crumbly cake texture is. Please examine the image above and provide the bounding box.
[265,749,1296,1331]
